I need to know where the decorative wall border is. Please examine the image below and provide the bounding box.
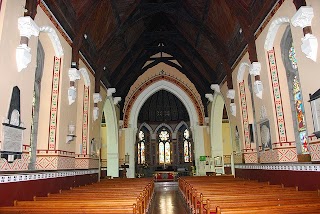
[235,164,320,172]
[0,169,99,184]
[48,57,61,150]
[36,149,75,156]
[267,49,287,142]
[82,86,89,154]
[123,74,205,128]
[239,81,251,149]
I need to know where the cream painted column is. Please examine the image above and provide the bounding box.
[192,125,206,175]
[123,127,136,178]
[103,96,119,178]
[208,91,225,174]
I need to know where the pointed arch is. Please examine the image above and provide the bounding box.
[138,122,153,134]
[264,17,290,51]
[237,62,250,83]
[123,77,204,129]
[154,123,174,135]
[39,26,64,57]
[174,121,189,133]
[79,68,91,87]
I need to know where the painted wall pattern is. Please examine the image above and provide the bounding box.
[75,156,99,169]
[82,86,89,154]
[239,81,251,149]
[267,50,287,142]
[260,149,278,163]
[277,147,298,162]
[48,57,61,150]
[0,154,29,171]
[36,156,75,170]
[243,152,258,163]
[309,141,320,161]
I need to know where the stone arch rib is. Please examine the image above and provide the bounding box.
[123,75,205,128]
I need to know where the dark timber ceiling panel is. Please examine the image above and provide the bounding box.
[43,0,278,117]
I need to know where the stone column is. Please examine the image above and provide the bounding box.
[123,127,136,178]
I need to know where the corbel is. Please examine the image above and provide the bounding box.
[291,3,318,62]
[93,93,102,121]
[16,16,39,72]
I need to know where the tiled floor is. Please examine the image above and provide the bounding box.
[149,182,189,214]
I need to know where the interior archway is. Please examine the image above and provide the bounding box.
[124,78,205,177]
[209,92,233,175]
[102,97,119,177]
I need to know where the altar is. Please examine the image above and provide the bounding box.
[154,171,178,182]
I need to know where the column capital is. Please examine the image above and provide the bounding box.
[253,80,263,99]
[301,33,318,62]
[230,103,236,117]
[227,89,235,99]
[93,93,102,103]
[107,88,116,97]
[249,62,261,76]
[68,68,80,82]
[16,45,31,72]
[291,6,314,28]
[205,93,214,102]
[210,84,220,93]
[18,16,39,38]
[114,97,122,105]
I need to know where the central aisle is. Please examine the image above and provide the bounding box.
[149,182,189,214]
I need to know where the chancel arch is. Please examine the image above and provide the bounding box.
[124,77,205,178]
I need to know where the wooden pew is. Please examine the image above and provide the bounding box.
[0,178,154,214]
[178,176,320,214]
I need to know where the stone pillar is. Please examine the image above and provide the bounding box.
[123,127,136,178]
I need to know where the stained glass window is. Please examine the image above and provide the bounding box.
[183,129,191,162]
[137,130,145,164]
[288,44,308,153]
[293,75,308,153]
[289,44,298,70]
[184,141,189,162]
[158,129,171,164]
[140,142,145,164]
[159,142,165,163]
[165,142,170,163]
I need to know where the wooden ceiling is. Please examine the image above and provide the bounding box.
[43,0,278,116]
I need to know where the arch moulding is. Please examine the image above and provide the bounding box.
[123,75,205,129]
[264,17,290,51]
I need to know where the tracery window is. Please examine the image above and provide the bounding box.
[158,128,171,164]
[137,130,145,164]
[183,129,192,162]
